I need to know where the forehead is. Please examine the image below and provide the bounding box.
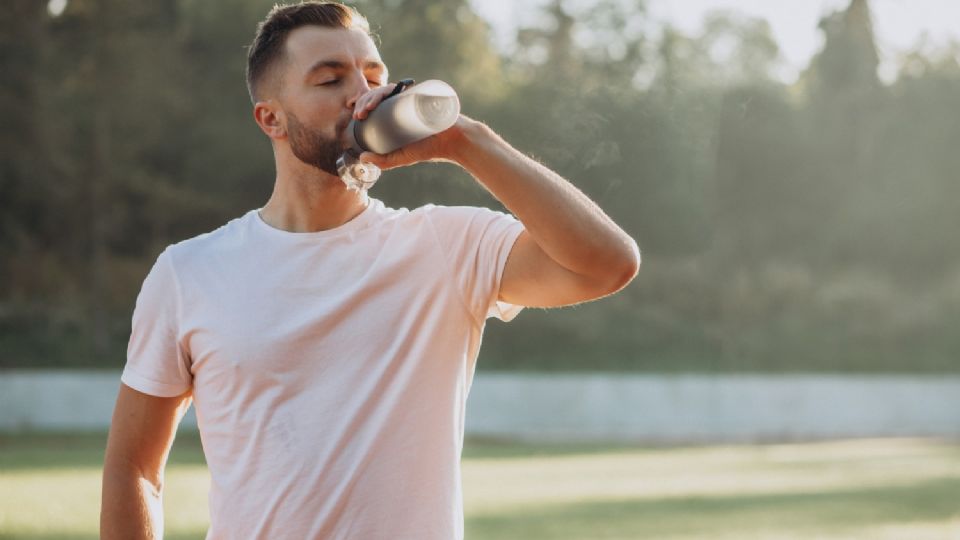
[283,26,383,75]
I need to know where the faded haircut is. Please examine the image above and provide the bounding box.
[246,2,371,103]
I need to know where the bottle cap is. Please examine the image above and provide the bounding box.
[336,150,381,192]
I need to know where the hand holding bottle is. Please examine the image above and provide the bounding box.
[337,79,461,191]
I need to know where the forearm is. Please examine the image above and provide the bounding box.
[450,119,639,281]
[101,466,164,539]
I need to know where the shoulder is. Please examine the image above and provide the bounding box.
[163,210,257,269]
[369,200,498,230]
[409,204,515,228]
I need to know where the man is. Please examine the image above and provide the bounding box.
[100,2,639,539]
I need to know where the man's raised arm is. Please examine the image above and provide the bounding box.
[362,115,641,308]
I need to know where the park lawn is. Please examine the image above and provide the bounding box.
[0,433,959,539]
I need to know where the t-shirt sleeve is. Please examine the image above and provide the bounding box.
[425,205,525,323]
[121,248,193,397]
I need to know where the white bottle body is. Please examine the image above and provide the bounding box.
[351,80,461,154]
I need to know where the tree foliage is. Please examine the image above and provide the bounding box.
[1,0,957,372]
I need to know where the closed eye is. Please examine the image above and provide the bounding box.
[316,80,381,88]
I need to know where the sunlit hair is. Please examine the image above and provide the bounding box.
[246,2,371,103]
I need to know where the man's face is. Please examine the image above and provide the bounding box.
[276,26,387,175]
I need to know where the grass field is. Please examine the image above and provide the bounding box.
[1,433,959,539]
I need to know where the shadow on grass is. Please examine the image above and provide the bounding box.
[1,432,631,469]
[462,436,646,460]
[466,477,960,539]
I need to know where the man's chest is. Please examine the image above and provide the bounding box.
[180,237,466,386]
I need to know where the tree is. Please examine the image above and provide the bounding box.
[807,0,880,100]
[799,0,885,268]
[26,0,200,363]
[0,1,52,300]
[653,11,780,94]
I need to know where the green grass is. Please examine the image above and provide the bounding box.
[1,433,959,539]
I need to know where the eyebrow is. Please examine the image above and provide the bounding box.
[305,59,386,78]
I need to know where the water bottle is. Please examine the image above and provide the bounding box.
[337,79,461,191]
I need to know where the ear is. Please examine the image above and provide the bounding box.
[253,100,286,140]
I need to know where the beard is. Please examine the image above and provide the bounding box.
[287,112,348,177]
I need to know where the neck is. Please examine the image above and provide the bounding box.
[259,156,369,233]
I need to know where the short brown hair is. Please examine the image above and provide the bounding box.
[246,2,371,103]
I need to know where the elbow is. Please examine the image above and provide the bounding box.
[615,239,642,290]
[598,238,641,296]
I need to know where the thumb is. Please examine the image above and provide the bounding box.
[360,150,410,171]
[359,151,384,166]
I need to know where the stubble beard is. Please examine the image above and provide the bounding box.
[287,112,348,177]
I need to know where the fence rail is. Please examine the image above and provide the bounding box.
[2,370,959,442]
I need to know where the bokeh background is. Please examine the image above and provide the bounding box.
[2,0,960,538]
[2,0,959,373]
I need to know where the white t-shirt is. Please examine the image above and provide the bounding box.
[121,197,524,540]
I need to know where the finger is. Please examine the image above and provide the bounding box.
[353,93,371,120]
[353,94,371,119]
[355,94,375,119]
[355,83,398,120]
[357,99,377,120]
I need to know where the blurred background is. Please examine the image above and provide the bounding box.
[2,0,960,372]
[1,0,959,538]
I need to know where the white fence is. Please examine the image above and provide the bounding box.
[2,370,960,443]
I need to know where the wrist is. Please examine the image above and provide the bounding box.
[444,115,496,171]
